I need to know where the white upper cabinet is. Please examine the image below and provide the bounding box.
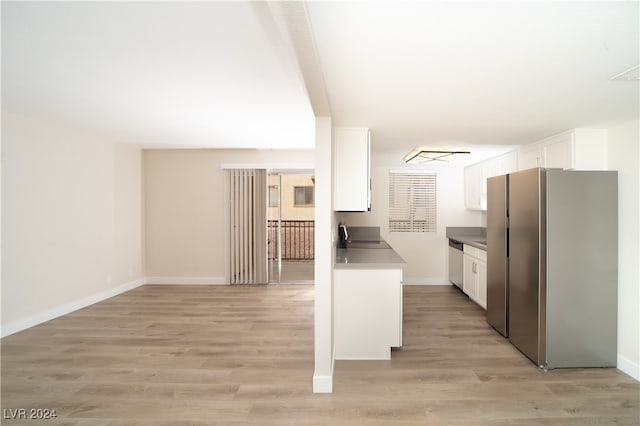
[542,132,573,169]
[334,127,371,212]
[517,129,608,171]
[492,151,518,176]
[465,129,608,211]
[465,151,517,211]
[572,129,607,170]
[517,144,544,170]
[464,162,484,211]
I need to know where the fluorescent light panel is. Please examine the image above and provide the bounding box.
[610,65,640,81]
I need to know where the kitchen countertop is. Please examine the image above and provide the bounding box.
[452,236,487,250]
[335,240,407,269]
[446,226,487,250]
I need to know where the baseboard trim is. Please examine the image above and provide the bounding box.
[617,354,640,381]
[402,278,451,286]
[312,373,333,393]
[1,278,146,338]
[145,277,228,285]
[335,355,391,361]
[313,350,335,393]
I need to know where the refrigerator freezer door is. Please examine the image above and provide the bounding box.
[486,175,509,337]
[545,170,618,368]
[508,168,546,366]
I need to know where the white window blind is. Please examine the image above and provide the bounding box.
[389,171,437,232]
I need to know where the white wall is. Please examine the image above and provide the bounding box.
[337,163,482,284]
[607,118,640,381]
[1,112,144,336]
[143,149,314,283]
[313,117,334,393]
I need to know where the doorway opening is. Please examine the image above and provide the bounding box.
[267,172,315,283]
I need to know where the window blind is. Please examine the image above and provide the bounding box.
[389,171,437,232]
[228,169,268,284]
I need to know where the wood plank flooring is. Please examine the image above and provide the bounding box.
[2,285,638,425]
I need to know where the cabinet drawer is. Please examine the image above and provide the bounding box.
[476,248,486,261]
[464,245,486,261]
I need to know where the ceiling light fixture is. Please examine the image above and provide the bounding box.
[404,148,470,164]
[610,65,640,81]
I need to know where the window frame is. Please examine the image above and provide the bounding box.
[293,185,314,207]
[268,185,279,208]
[388,171,437,233]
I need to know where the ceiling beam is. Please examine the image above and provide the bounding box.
[265,1,331,117]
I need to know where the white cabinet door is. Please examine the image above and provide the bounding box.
[496,151,518,175]
[464,163,484,211]
[463,247,487,310]
[518,145,543,170]
[514,129,607,172]
[334,268,403,360]
[573,129,607,170]
[543,133,573,169]
[334,128,370,211]
[462,254,477,299]
[476,261,487,309]
[465,152,516,212]
[483,156,500,180]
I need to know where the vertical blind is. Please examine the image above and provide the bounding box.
[389,171,437,232]
[228,169,268,284]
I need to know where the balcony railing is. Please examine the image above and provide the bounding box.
[268,220,314,260]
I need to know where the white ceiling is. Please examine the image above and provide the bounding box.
[2,1,639,158]
[306,1,639,160]
[2,1,315,149]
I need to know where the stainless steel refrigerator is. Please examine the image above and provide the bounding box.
[487,168,618,369]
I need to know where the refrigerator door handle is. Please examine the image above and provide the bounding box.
[506,228,509,257]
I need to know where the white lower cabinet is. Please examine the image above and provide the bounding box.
[462,246,487,309]
[334,268,403,360]
[476,261,487,309]
[463,254,477,300]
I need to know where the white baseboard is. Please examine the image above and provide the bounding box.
[335,355,390,361]
[312,373,333,393]
[617,354,640,382]
[1,278,146,338]
[402,278,451,286]
[145,277,228,285]
[313,350,335,393]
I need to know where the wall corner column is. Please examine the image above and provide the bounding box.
[313,116,334,393]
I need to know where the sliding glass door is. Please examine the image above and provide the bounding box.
[267,172,315,283]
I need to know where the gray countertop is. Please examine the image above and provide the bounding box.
[335,240,407,269]
[451,236,487,250]
[446,226,487,250]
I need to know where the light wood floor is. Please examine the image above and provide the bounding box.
[1,285,638,425]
